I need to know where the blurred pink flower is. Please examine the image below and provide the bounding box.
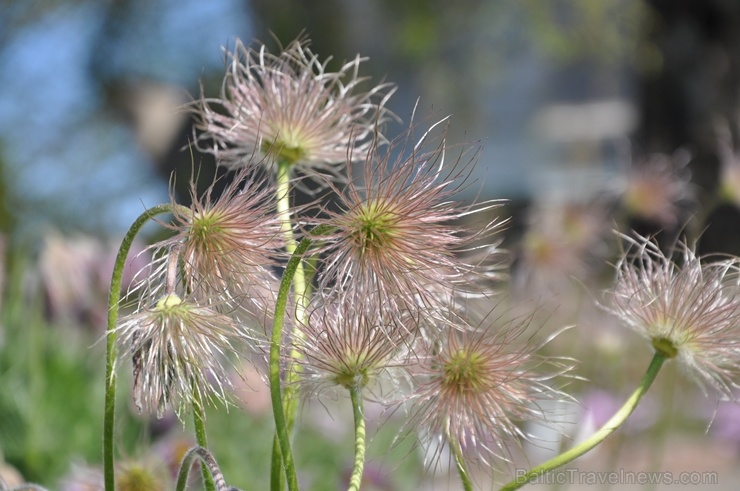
[621,152,693,225]
[514,201,611,297]
[59,464,104,491]
[39,231,149,328]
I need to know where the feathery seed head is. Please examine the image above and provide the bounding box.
[294,296,412,398]
[116,460,167,491]
[348,198,402,255]
[154,167,282,322]
[190,37,395,177]
[442,348,488,391]
[408,312,573,470]
[116,291,248,419]
[603,233,740,399]
[316,119,506,313]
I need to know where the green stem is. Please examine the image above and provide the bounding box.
[347,385,367,491]
[270,160,310,491]
[276,160,308,318]
[499,352,667,491]
[276,161,309,422]
[193,394,216,491]
[175,447,229,491]
[270,160,301,491]
[450,435,473,491]
[269,235,313,491]
[103,203,173,491]
[270,434,285,491]
[269,225,333,491]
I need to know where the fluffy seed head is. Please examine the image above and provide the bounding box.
[116,460,167,491]
[190,37,394,176]
[293,295,412,399]
[116,292,247,418]
[407,312,572,470]
[315,119,506,314]
[150,168,282,324]
[602,233,740,399]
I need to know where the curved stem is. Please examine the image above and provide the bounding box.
[269,235,314,491]
[103,203,173,491]
[276,160,309,434]
[193,393,216,491]
[347,385,367,491]
[499,352,667,491]
[269,225,333,491]
[175,446,230,491]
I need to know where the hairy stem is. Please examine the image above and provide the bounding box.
[276,161,310,432]
[499,352,667,491]
[269,225,333,491]
[193,393,216,491]
[103,203,173,491]
[270,434,285,491]
[276,160,308,316]
[347,385,367,491]
[269,235,313,491]
[450,434,473,491]
[175,446,230,491]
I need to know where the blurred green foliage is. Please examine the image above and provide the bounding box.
[0,249,139,484]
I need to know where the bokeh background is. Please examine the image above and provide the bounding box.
[3,1,740,490]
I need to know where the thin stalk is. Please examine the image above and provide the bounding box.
[270,434,285,491]
[347,385,367,491]
[499,352,667,491]
[269,225,332,491]
[269,235,314,491]
[271,159,309,491]
[449,434,473,491]
[276,161,309,427]
[103,203,173,491]
[276,160,308,319]
[175,446,230,491]
[193,393,216,491]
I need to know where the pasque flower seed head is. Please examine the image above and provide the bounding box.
[603,233,740,400]
[116,291,247,419]
[407,310,573,471]
[190,37,394,178]
[315,118,506,316]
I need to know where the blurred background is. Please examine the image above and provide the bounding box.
[2,0,740,490]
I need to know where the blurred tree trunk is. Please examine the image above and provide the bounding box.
[635,0,740,253]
